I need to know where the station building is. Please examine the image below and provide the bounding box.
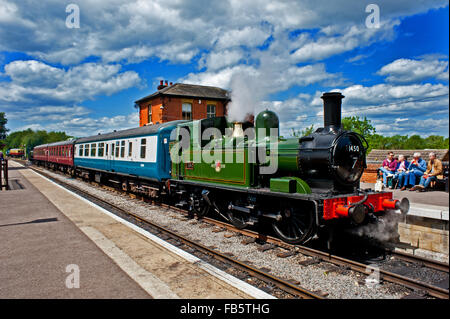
[135,81,230,126]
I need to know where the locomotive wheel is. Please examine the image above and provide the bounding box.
[271,207,313,244]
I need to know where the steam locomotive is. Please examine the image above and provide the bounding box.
[32,92,409,244]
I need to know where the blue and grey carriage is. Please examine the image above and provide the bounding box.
[73,121,186,192]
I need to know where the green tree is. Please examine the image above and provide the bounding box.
[0,112,8,140]
[341,116,376,137]
[291,124,315,137]
[2,129,72,157]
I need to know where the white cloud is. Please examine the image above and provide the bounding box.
[292,21,399,63]
[198,49,245,71]
[0,60,141,105]
[0,0,447,65]
[377,57,449,83]
[36,112,139,137]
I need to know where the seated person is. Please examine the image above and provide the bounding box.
[400,152,426,190]
[394,155,409,189]
[378,152,398,187]
[410,152,443,191]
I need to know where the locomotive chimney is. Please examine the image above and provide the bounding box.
[232,122,244,138]
[321,92,344,133]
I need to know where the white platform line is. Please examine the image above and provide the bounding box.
[29,168,275,299]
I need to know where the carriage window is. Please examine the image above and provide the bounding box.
[91,143,97,157]
[128,142,132,157]
[207,104,216,118]
[84,144,89,156]
[106,144,109,156]
[111,143,114,157]
[79,145,83,156]
[120,141,125,158]
[140,138,146,158]
[115,141,120,157]
[68,148,71,157]
[182,103,192,120]
[98,143,104,157]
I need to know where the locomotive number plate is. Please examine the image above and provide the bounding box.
[346,145,360,152]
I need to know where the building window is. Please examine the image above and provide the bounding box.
[120,141,125,158]
[91,143,97,157]
[84,144,89,156]
[128,142,133,157]
[207,104,216,118]
[148,105,152,123]
[140,138,146,159]
[182,103,192,120]
[98,143,104,157]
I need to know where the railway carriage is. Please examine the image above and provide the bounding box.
[33,140,74,173]
[8,148,25,158]
[32,144,48,164]
[74,121,186,193]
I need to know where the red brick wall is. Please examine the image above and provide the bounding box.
[361,163,380,183]
[139,97,226,126]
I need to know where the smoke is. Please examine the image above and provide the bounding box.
[226,72,262,122]
[226,40,288,123]
[350,211,403,242]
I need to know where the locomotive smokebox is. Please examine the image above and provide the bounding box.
[321,92,344,133]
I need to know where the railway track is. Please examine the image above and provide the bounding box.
[25,161,449,299]
[27,163,323,299]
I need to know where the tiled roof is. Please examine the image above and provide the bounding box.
[135,83,229,103]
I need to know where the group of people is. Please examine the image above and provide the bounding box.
[378,151,443,192]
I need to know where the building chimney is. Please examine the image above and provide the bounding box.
[321,92,344,133]
[165,80,168,86]
[157,80,165,90]
[169,82,173,86]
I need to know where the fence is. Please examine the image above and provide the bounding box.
[0,159,8,191]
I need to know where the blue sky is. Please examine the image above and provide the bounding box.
[0,0,448,138]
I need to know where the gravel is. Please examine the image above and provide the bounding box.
[41,169,412,299]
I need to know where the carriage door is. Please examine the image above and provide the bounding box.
[162,134,170,175]
[109,142,115,171]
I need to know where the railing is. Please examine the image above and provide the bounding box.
[0,159,8,191]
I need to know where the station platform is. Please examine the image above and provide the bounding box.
[0,161,267,299]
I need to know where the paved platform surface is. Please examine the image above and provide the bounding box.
[0,164,150,298]
[1,161,260,299]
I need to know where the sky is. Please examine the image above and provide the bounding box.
[0,0,448,138]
